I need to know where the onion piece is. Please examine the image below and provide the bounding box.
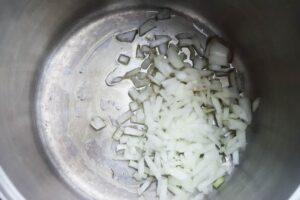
[226,118,247,131]
[138,178,154,195]
[130,74,150,88]
[212,176,225,189]
[209,54,228,66]
[141,45,151,54]
[118,54,130,65]
[113,128,124,141]
[252,98,260,112]
[206,38,230,66]
[117,110,132,125]
[167,45,185,69]
[199,70,213,77]
[124,67,140,78]
[158,43,168,56]
[90,116,106,130]
[155,35,170,55]
[159,177,168,200]
[116,144,127,151]
[116,29,137,43]
[138,158,145,178]
[178,38,193,47]
[124,127,144,136]
[231,104,248,122]
[109,32,253,198]
[188,46,196,61]
[236,72,245,92]
[129,101,139,112]
[150,35,171,48]
[193,56,207,70]
[144,156,161,180]
[175,32,194,40]
[239,97,252,123]
[154,55,174,77]
[136,45,145,59]
[105,75,123,86]
[232,150,239,165]
[156,9,171,20]
[141,57,152,70]
[217,76,230,88]
[192,36,206,56]
[178,52,187,61]
[139,19,156,36]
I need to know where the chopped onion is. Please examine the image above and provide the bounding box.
[178,38,194,47]
[113,128,124,141]
[129,102,139,112]
[239,97,252,123]
[158,44,168,56]
[106,30,259,199]
[218,76,230,88]
[144,156,161,180]
[159,177,168,200]
[116,29,137,43]
[124,67,140,78]
[178,52,187,61]
[175,32,194,40]
[206,38,230,66]
[117,110,132,125]
[118,54,130,65]
[139,19,156,36]
[154,55,174,77]
[124,126,145,136]
[232,150,239,165]
[116,144,127,151]
[141,45,151,54]
[105,75,123,86]
[141,57,152,70]
[138,178,153,195]
[136,45,145,59]
[150,35,171,48]
[167,45,185,69]
[192,36,206,56]
[252,97,260,112]
[193,56,207,70]
[212,176,225,189]
[130,74,150,88]
[90,116,106,130]
[156,9,171,20]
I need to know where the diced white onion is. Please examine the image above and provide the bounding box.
[175,32,194,39]
[129,101,139,112]
[252,97,260,112]
[139,19,156,36]
[167,45,185,69]
[90,116,106,130]
[156,9,171,20]
[150,35,171,48]
[107,29,259,199]
[118,54,130,65]
[116,29,137,43]
[117,110,132,125]
[124,126,144,136]
[136,45,145,59]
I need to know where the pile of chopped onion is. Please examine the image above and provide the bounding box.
[98,9,260,200]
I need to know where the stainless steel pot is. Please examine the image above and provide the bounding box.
[0,0,300,200]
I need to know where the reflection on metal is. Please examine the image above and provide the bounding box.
[289,186,300,200]
[0,166,25,200]
[0,0,300,200]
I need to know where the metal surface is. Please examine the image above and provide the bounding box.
[0,0,300,200]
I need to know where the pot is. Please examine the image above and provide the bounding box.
[0,0,300,200]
